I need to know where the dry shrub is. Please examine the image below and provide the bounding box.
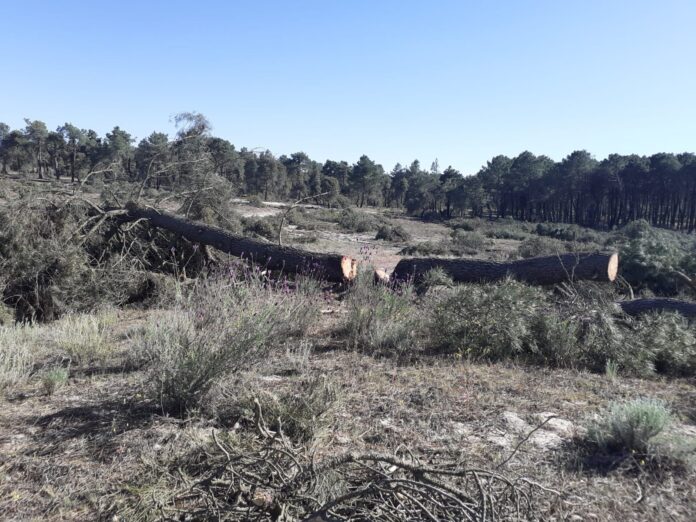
[343,271,421,356]
[138,268,321,415]
[0,324,35,391]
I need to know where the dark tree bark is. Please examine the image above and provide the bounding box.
[124,203,357,282]
[392,252,619,285]
[618,298,696,319]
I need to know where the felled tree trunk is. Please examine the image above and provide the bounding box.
[124,203,358,282]
[392,252,619,286]
[618,298,696,319]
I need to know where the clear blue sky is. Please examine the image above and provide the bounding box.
[1,0,695,174]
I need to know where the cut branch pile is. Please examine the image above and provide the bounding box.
[129,406,558,521]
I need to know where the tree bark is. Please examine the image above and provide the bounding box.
[392,252,619,286]
[618,298,696,319]
[124,203,357,282]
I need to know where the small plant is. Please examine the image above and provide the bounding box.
[517,236,566,258]
[337,209,381,233]
[247,194,264,207]
[587,398,672,454]
[41,366,69,395]
[604,359,619,382]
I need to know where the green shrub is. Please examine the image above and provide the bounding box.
[429,280,547,358]
[451,230,487,252]
[587,398,672,454]
[419,267,454,291]
[0,325,34,391]
[535,223,603,243]
[484,226,529,240]
[517,236,567,258]
[337,209,381,233]
[138,271,320,415]
[242,217,278,241]
[375,224,411,242]
[609,220,696,295]
[630,313,696,376]
[41,367,69,395]
[399,241,452,257]
[343,271,420,356]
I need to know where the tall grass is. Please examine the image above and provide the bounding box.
[53,310,116,364]
[0,325,35,391]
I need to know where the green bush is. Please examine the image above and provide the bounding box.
[517,236,567,258]
[587,398,672,454]
[630,313,696,376]
[429,280,547,359]
[138,270,320,415]
[337,209,381,233]
[399,241,452,257]
[535,223,603,243]
[451,230,487,252]
[375,224,411,242]
[343,271,420,356]
[221,376,337,443]
[609,220,696,295]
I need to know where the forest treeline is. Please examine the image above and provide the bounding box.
[3,114,696,230]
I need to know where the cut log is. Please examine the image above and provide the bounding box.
[392,252,618,286]
[124,203,358,282]
[618,298,696,319]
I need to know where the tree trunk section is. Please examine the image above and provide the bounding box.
[618,298,696,319]
[392,252,619,286]
[124,203,357,282]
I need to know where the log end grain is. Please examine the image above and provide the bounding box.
[607,252,619,282]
